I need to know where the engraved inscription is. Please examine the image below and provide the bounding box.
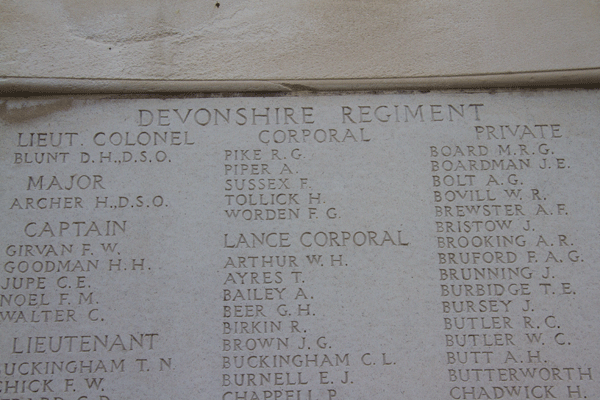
[1,91,598,399]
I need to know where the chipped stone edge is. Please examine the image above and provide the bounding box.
[1,69,600,95]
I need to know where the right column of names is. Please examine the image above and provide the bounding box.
[432,123,594,399]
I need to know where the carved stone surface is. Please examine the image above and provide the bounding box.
[1,90,599,399]
[1,1,600,92]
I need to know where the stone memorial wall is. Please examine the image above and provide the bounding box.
[1,90,599,399]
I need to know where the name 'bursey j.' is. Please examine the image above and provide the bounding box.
[0,91,599,400]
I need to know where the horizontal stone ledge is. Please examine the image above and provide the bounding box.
[1,68,600,95]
